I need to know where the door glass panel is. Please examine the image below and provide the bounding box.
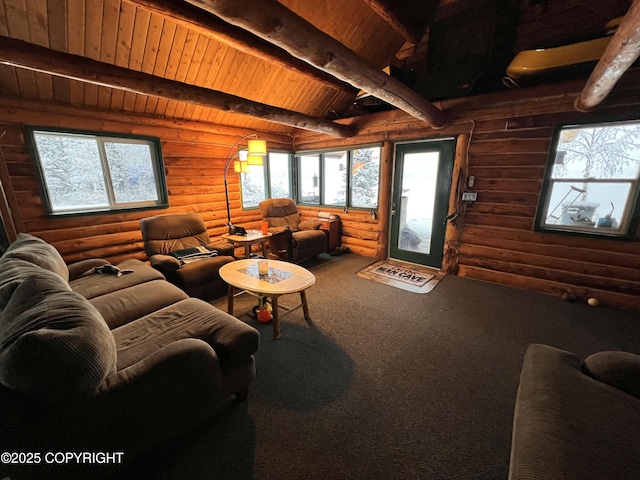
[397,152,440,254]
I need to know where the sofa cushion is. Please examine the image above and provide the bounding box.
[0,272,117,404]
[1,233,69,281]
[70,258,165,300]
[582,351,640,399]
[90,279,189,329]
[113,298,259,370]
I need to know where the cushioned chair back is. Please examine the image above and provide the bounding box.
[140,213,210,257]
[259,198,301,231]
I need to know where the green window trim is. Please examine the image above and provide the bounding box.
[295,145,382,210]
[535,119,640,240]
[27,126,168,216]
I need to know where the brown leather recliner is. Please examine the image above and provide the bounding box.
[259,198,328,262]
[140,213,235,299]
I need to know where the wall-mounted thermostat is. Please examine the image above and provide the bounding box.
[462,192,477,202]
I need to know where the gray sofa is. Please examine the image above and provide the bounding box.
[0,233,259,479]
[509,343,640,480]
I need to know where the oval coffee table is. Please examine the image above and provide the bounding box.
[219,258,316,339]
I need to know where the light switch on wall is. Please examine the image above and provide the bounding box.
[462,192,477,202]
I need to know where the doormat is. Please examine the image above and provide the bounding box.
[357,260,444,294]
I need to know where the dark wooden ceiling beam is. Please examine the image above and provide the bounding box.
[575,0,640,111]
[361,0,423,45]
[185,0,448,128]
[0,36,355,138]
[126,0,353,94]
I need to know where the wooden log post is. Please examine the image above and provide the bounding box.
[376,140,393,260]
[442,133,469,275]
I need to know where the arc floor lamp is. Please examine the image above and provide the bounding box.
[223,134,267,234]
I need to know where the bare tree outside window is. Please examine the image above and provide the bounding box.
[538,120,640,237]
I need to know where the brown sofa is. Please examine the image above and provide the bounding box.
[509,343,640,480]
[0,233,259,479]
[259,198,328,262]
[140,213,236,299]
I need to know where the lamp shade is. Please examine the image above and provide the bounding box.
[247,154,264,166]
[233,160,250,173]
[247,139,267,156]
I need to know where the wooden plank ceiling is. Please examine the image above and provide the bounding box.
[0,0,434,136]
[0,0,636,136]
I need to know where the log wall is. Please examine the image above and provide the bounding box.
[295,71,640,311]
[1,70,640,311]
[0,97,291,264]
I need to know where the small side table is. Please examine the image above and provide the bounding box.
[318,218,341,252]
[222,231,272,259]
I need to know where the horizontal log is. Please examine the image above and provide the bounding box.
[340,220,378,232]
[461,225,640,256]
[575,0,640,111]
[341,228,378,241]
[506,103,640,130]
[164,166,234,178]
[471,127,554,141]
[341,243,377,258]
[35,220,142,244]
[167,186,229,196]
[161,143,230,157]
[63,243,148,265]
[462,213,533,230]
[341,236,377,249]
[0,36,355,138]
[458,265,640,311]
[468,203,537,217]
[471,179,542,193]
[469,153,547,172]
[469,138,551,154]
[459,255,640,296]
[0,96,293,148]
[460,231,640,270]
[186,0,447,128]
[467,166,545,180]
[54,231,145,256]
[459,243,640,283]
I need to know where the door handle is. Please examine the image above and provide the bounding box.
[391,210,396,215]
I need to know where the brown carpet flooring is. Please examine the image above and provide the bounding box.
[126,253,640,480]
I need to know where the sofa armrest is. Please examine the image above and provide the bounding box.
[149,253,181,273]
[207,240,234,257]
[299,220,322,230]
[582,351,640,399]
[509,344,640,480]
[267,227,292,259]
[67,258,110,281]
